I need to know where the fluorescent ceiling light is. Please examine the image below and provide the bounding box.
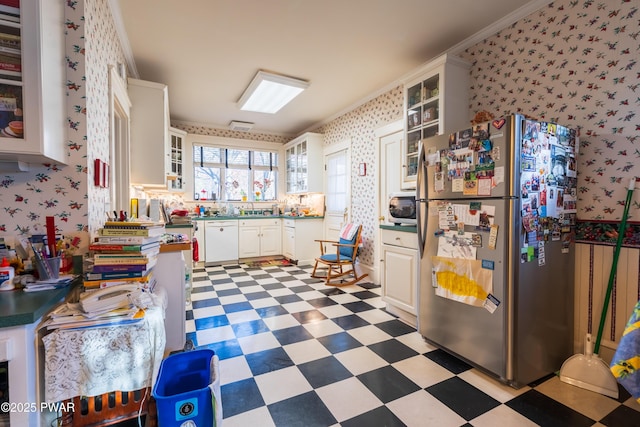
[238,70,309,114]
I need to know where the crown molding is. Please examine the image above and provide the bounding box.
[107,0,139,79]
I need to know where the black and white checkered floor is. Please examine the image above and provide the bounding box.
[185,263,640,427]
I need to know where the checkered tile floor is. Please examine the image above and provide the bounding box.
[185,263,640,427]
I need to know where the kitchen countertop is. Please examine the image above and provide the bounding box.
[380,224,417,233]
[0,278,80,328]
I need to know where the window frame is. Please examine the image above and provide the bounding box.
[192,143,279,202]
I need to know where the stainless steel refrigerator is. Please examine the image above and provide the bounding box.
[416,114,577,387]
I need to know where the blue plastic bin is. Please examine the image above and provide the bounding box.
[153,349,215,427]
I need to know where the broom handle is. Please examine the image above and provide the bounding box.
[594,178,635,354]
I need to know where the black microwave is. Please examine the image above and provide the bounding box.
[388,192,417,225]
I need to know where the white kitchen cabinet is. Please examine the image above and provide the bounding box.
[168,127,187,192]
[380,228,418,326]
[282,218,323,265]
[0,0,66,166]
[205,220,238,265]
[128,78,172,188]
[402,53,470,189]
[239,218,281,258]
[283,132,324,193]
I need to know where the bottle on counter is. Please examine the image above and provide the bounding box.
[0,257,15,291]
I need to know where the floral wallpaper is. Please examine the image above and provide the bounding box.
[84,0,127,233]
[314,86,404,267]
[172,121,291,145]
[0,0,126,253]
[459,0,640,223]
[0,1,87,248]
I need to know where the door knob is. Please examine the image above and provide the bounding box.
[379,216,385,221]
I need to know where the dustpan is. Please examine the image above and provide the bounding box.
[559,178,636,399]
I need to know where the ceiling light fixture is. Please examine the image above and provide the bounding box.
[238,70,309,114]
[229,120,254,132]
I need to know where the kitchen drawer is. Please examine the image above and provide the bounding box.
[283,219,295,228]
[381,229,418,249]
[205,220,238,228]
[239,218,281,227]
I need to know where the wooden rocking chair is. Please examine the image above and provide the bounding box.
[311,224,368,286]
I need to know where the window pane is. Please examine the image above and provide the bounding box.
[253,170,276,201]
[225,169,249,201]
[193,145,277,202]
[194,166,221,200]
[253,151,272,167]
[194,145,223,164]
[227,149,249,166]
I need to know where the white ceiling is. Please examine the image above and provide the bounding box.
[113,0,547,137]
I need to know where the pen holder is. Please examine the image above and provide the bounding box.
[33,256,61,280]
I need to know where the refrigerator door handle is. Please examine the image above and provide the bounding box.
[416,144,428,257]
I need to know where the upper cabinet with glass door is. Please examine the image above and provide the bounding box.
[402,53,470,189]
[0,0,66,166]
[283,132,324,194]
[168,127,187,191]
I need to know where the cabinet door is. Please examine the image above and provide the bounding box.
[168,128,186,191]
[0,0,66,164]
[286,146,296,193]
[403,73,439,189]
[283,226,295,260]
[381,244,418,314]
[260,225,282,256]
[129,78,170,187]
[238,226,260,258]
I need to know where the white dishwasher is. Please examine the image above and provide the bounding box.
[205,220,239,265]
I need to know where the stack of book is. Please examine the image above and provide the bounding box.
[0,1,20,79]
[0,0,19,24]
[86,221,164,290]
[42,284,148,330]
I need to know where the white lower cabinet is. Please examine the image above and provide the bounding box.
[239,219,281,258]
[381,228,418,326]
[282,218,324,264]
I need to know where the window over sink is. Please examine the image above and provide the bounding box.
[193,145,278,202]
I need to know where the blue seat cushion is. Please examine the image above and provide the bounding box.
[339,237,356,258]
[320,253,351,262]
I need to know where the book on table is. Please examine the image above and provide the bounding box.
[92,255,158,266]
[96,235,162,244]
[98,227,164,237]
[88,241,160,253]
[103,220,164,229]
[89,263,152,273]
[92,246,160,257]
[84,270,155,290]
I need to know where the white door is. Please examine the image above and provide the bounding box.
[374,120,403,284]
[324,141,350,239]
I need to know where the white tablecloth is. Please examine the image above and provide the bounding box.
[42,305,166,403]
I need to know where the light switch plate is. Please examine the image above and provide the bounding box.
[0,338,13,361]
